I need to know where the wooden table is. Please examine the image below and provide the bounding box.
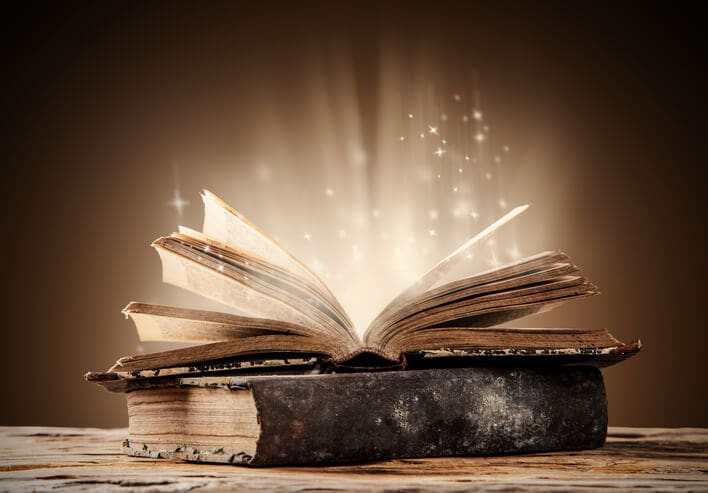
[0,426,706,492]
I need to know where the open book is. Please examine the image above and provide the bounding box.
[101,191,640,379]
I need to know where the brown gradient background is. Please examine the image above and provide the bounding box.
[2,3,705,427]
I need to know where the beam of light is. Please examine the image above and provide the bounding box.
[168,45,543,332]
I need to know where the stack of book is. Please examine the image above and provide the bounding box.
[87,191,639,466]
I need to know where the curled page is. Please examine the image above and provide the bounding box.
[201,190,355,335]
[382,205,530,312]
[202,190,325,289]
[122,303,311,344]
[154,244,322,330]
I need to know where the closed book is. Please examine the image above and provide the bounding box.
[120,366,607,466]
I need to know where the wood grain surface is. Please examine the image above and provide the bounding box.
[1,426,706,492]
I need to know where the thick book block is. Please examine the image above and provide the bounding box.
[123,366,607,466]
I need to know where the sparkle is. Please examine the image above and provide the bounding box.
[465,155,470,161]
[453,93,461,101]
[494,155,502,163]
[427,125,439,135]
[485,172,493,180]
[168,190,190,217]
[507,246,522,259]
[458,168,463,173]
[441,138,447,144]
[452,186,459,192]
[434,147,446,157]
[462,114,469,123]
[310,258,325,273]
[440,114,448,121]
[399,135,405,142]
[352,211,367,227]
[503,145,511,152]
[475,132,486,142]
[420,132,425,139]
[408,113,414,119]
[429,209,439,220]
[498,199,508,209]
[217,264,225,272]
[352,244,363,263]
[203,245,211,253]
[470,211,480,220]
[473,110,483,121]
[256,164,272,182]
[304,232,312,240]
[428,229,437,237]
[436,173,441,179]
[325,188,335,198]
[466,252,474,260]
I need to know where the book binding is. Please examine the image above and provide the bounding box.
[122,366,607,466]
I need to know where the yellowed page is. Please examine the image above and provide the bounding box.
[201,190,355,335]
[367,205,529,339]
[123,303,311,344]
[155,244,323,331]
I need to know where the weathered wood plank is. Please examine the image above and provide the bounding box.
[0,426,706,492]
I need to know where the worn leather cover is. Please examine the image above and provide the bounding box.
[244,366,607,466]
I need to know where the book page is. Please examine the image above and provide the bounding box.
[399,204,528,300]
[109,334,346,373]
[153,238,361,354]
[376,278,596,348]
[154,243,322,331]
[376,257,579,331]
[176,226,352,331]
[394,327,623,353]
[366,205,529,338]
[123,302,314,344]
[201,190,355,337]
[202,190,316,281]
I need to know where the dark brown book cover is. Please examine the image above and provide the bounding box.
[120,366,607,466]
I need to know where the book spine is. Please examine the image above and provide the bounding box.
[247,366,607,466]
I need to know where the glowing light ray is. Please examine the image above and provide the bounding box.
[388,204,530,305]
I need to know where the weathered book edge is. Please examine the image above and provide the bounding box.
[85,340,641,392]
[121,366,607,466]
